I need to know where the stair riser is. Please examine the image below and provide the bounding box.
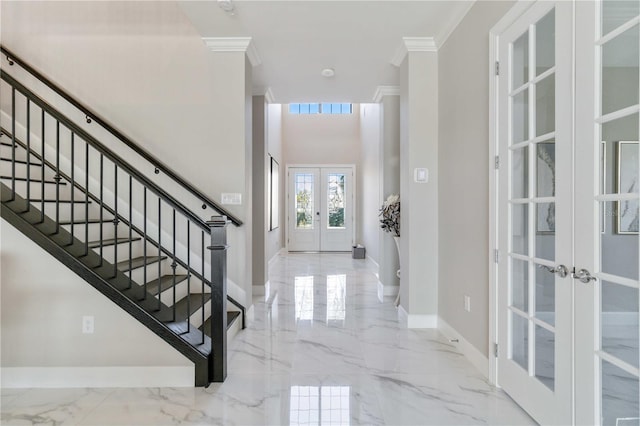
[35,202,104,222]
[188,299,212,329]
[152,281,194,310]
[126,261,172,285]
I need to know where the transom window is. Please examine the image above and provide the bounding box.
[289,103,352,114]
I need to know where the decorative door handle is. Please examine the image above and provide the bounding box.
[572,268,597,283]
[538,264,569,278]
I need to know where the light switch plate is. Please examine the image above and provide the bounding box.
[414,168,428,183]
[221,193,242,205]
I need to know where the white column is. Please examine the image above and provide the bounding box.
[395,38,439,328]
[373,87,401,299]
[203,37,258,309]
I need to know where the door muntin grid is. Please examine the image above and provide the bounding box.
[596,2,640,423]
[508,7,558,391]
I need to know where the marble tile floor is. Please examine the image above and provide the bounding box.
[1,253,536,425]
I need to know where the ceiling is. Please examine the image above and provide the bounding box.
[179,1,474,103]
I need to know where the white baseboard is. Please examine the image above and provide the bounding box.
[397,305,438,328]
[377,281,399,298]
[438,318,489,379]
[246,303,255,323]
[1,366,194,388]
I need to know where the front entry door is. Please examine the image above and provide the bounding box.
[288,166,354,252]
[496,2,573,424]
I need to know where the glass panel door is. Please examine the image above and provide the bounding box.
[575,2,640,424]
[288,168,320,251]
[497,2,573,423]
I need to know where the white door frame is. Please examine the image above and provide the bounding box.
[285,164,356,252]
[488,0,537,388]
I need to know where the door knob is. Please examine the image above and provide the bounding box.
[572,268,597,284]
[537,264,569,278]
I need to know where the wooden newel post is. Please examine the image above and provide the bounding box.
[207,215,229,382]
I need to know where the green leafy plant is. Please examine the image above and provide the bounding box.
[379,194,400,237]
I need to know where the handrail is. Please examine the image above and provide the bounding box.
[0,45,243,227]
[0,125,246,317]
[1,71,212,233]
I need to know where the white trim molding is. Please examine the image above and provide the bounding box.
[252,86,276,103]
[391,37,437,67]
[438,318,489,379]
[398,305,438,328]
[1,366,194,388]
[373,86,400,103]
[377,281,399,302]
[202,37,262,67]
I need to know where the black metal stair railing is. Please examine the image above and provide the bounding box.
[0,52,244,386]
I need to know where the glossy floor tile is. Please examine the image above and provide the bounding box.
[1,253,535,425]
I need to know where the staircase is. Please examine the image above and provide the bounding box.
[0,47,245,387]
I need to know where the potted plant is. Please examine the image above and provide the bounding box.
[380,194,401,306]
[379,194,400,237]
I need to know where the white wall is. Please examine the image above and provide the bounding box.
[282,105,363,244]
[438,0,516,356]
[0,219,193,387]
[1,2,253,303]
[266,104,283,262]
[359,104,381,264]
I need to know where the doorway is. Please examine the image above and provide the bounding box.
[287,166,355,252]
[493,1,639,424]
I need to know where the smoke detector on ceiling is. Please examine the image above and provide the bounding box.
[218,0,235,15]
[321,68,335,78]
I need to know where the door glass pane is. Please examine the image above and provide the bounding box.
[327,173,345,229]
[602,0,640,37]
[536,9,555,76]
[512,147,529,198]
[601,280,639,368]
[511,312,529,371]
[512,31,529,89]
[536,202,556,236]
[535,325,555,390]
[602,25,639,116]
[601,360,639,426]
[535,264,555,326]
[512,90,530,144]
[536,75,556,136]
[512,203,529,255]
[536,140,556,197]
[601,201,639,280]
[602,114,639,195]
[295,173,314,229]
[511,258,529,312]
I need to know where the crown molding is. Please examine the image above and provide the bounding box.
[372,86,400,103]
[252,86,276,103]
[390,37,437,67]
[202,37,262,67]
[264,87,275,104]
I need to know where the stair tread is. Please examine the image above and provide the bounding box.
[145,274,189,295]
[0,158,43,166]
[59,218,111,225]
[155,293,211,323]
[0,176,67,185]
[29,198,91,203]
[87,237,142,248]
[116,255,166,272]
[199,311,242,336]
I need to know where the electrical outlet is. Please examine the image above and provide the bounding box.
[82,316,94,334]
[464,296,471,312]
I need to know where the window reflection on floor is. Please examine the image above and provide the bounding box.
[289,385,350,425]
[295,276,314,321]
[326,275,346,323]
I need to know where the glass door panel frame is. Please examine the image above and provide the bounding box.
[494,1,574,424]
[575,2,640,425]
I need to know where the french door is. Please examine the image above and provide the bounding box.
[287,166,354,252]
[497,1,640,425]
